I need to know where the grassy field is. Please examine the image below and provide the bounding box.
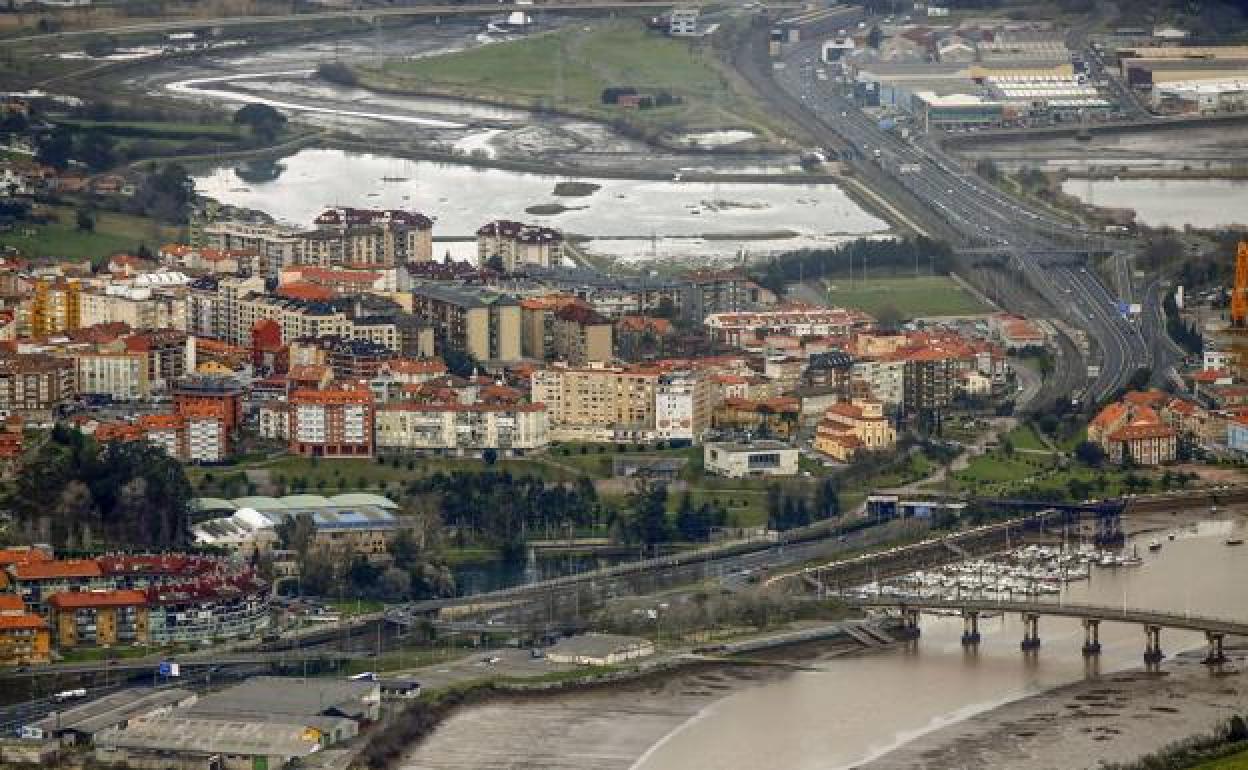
[354,21,779,138]
[58,119,246,140]
[1006,422,1050,452]
[1195,748,1248,770]
[824,275,990,318]
[0,206,182,262]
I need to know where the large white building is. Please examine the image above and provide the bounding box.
[476,220,563,273]
[704,305,872,348]
[654,370,712,443]
[703,441,799,478]
[374,403,549,454]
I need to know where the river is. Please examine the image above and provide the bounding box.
[191,148,891,264]
[1060,178,1248,228]
[629,518,1247,770]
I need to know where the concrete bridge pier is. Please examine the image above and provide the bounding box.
[1020,613,1041,651]
[961,610,981,646]
[1203,632,1227,665]
[900,607,921,639]
[1143,625,1164,665]
[1081,618,1102,657]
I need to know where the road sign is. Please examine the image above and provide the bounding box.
[158,661,180,677]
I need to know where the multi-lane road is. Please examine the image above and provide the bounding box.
[761,37,1151,404]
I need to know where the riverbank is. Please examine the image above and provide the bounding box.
[860,651,1248,770]
[396,637,862,770]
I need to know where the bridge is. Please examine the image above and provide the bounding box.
[848,597,1248,665]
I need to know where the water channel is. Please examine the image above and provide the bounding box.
[1061,178,1248,229]
[628,517,1248,770]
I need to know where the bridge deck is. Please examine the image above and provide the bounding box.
[849,598,1248,636]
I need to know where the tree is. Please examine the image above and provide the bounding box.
[482,448,498,466]
[975,158,1002,183]
[276,513,316,557]
[77,131,116,172]
[484,253,505,273]
[35,127,74,170]
[233,103,287,144]
[631,481,670,545]
[379,566,411,600]
[875,304,904,330]
[1074,440,1105,468]
[75,208,95,232]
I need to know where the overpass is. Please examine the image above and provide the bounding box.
[848,597,1248,665]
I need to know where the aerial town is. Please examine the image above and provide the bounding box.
[0,0,1246,768]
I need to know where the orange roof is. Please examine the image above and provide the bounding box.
[0,614,46,631]
[1123,389,1167,407]
[95,423,144,443]
[139,413,184,431]
[278,282,335,302]
[0,594,26,612]
[1193,368,1230,383]
[1090,402,1128,429]
[0,548,51,567]
[47,589,147,609]
[291,387,372,405]
[11,559,102,580]
[1108,423,1176,441]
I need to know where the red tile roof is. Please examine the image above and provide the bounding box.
[47,589,147,609]
[0,614,47,631]
[11,559,102,580]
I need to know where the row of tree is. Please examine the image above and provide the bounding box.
[9,424,193,550]
[754,236,956,296]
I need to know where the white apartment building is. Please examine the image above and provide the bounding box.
[75,351,151,400]
[531,364,659,442]
[477,220,563,272]
[375,403,549,454]
[852,358,905,407]
[79,286,186,331]
[654,370,712,443]
[186,414,227,463]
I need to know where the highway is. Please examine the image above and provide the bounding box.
[0,1,727,45]
[761,35,1150,405]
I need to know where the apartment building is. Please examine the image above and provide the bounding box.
[704,305,872,348]
[0,594,50,665]
[654,370,712,443]
[409,283,522,362]
[172,375,244,435]
[201,221,301,278]
[0,353,75,416]
[311,207,434,266]
[79,286,186,331]
[813,399,896,461]
[126,330,191,392]
[47,590,149,649]
[375,402,549,454]
[289,386,375,458]
[902,349,967,414]
[25,277,81,337]
[531,363,660,442]
[75,350,151,401]
[477,220,563,272]
[551,304,613,365]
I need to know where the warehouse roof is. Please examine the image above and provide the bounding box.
[187,677,378,721]
[96,717,322,758]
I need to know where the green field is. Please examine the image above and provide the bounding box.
[0,207,181,262]
[355,20,779,137]
[1006,422,1050,451]
[1195,748,1248,770]
[824,275,990,318]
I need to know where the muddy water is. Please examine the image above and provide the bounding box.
[191,148,890,264]
[633,519,1248,770]
[1060,178,1248,228]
